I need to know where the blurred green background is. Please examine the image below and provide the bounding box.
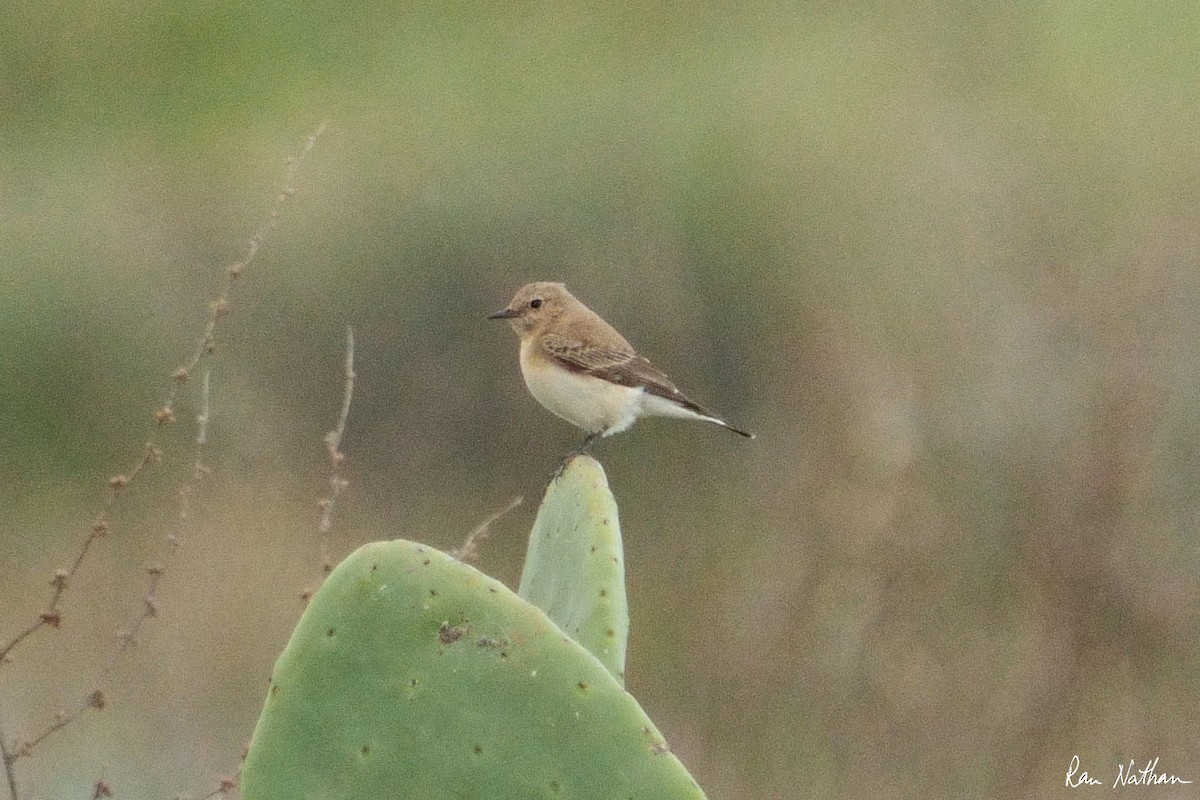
[2,2,1198,798]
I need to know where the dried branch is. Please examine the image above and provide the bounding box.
[319,326,356,539]
[179,771,239,800]
[452,496,524,564]
[0,124,326,800]
[0,122,327,670]
[194,370,212,480]
[12,369,199,763]
[0,714,17,800]
[15,690,106,758]
[306,327,356,601]
[90,776,112,799]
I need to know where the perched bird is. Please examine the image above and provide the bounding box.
[488,282,754,451]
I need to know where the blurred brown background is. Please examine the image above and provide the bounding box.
[1,2,1197,798]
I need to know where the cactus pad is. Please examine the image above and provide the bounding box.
[519,454,628,683]
[241,539,705,799]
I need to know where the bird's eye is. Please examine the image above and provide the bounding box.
[530,298,543,309]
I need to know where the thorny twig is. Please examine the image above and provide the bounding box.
[306,327,356,601]
[0,122,326,669]
[9,369,208,773]
[452,496,524,564]
[90,776,112,799]
[14,690,107,758]
[179,771,239,800]
[0,124,326,800]
[0,716,16,800]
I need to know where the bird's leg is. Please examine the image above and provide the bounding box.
[549,430,603,483]
[577,430,601,454]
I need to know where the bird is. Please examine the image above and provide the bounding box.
[488,282,754,453]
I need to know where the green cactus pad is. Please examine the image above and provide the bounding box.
[519,455,628,683]
[242,539,705,800]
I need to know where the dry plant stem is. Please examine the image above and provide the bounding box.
[10,371,206,770]
[0,122,326,672]
[181,771,239,800]
[195,370,212,479]
[17,690,106,757]
[0,444,157,664]
[0,125,325,800]
[452,495,524,564]
[0,717,17,800]
[308,327,356,599]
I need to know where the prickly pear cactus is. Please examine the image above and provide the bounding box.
[241,538,706,799]
[519,455,628,683]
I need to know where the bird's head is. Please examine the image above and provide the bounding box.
[487,282,572,336]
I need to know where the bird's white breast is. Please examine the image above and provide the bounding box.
[519,338,642,435]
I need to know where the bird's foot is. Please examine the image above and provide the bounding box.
[547,431,602,484]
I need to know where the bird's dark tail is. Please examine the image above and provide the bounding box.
[711,417,755,439]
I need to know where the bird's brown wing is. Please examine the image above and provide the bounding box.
[540,333,709,415]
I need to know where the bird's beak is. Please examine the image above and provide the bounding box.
[487,308,519,320]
